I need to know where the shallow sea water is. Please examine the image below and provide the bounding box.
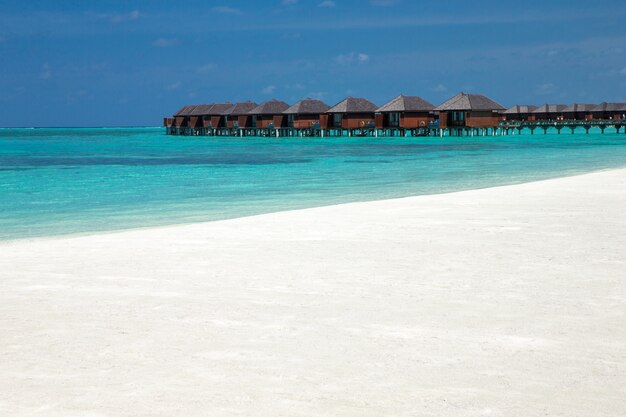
[1,127,625,240]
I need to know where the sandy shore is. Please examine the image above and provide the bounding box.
[1,169,625,417]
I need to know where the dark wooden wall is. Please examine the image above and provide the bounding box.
[466,111,500,127]
[439,112,449,128]
[292,114,321,129]
[401,112,434,129]
[341,113,376,129]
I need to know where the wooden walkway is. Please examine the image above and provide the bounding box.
[499,120,625,135]
[166,120,626,138]
[167,126,435,138]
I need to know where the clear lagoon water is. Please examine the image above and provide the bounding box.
[1,127,625,240]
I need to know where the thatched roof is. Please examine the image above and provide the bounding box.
[434,92,505,111]
[208,103,235,115]
[175,103,237,117]
[504,105,538,114]
[189,104,215,116]
[533,104,567,113]
[248,99,290,115]
[174,105,200,117]
[223,101,258,116]
[562,103,596,113]
[376,95,434,113]
[327,96,378,113]
[592,102,626,112]
[284,98,330,114]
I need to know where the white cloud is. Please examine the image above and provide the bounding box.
[212,6,242,14]
[66,89,89,102]
[335,52,370,65]
[39,62,52,80]
[95,10,140,23]
[308,91,328,100]
[335,53,353,65]
[165,81,182,91]
[112,10,140,23]
[262,85,276,94]
[431,84,447,92]
[370,0,400,5]
[286,83,305,90]
[535,83,556,95]
[152,38,179,47]
[197,63,217,73]
[318,1,336,8]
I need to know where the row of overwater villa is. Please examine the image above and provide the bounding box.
[164,92,626,137]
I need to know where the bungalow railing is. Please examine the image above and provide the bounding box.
[500,120,623,127]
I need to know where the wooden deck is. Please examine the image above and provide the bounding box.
[499,120,625,135]
[166,120,626,138]
[166,126,436,138]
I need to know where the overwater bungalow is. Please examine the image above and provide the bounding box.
[188,104,214,129]
[283,98,331,129]
[434,92,505,128]
[248,99,290,128]
[325,97,378,130]
[375,95,435,129]
[201,103,235,129]
[502,105,538,121]
[163,117,174,128]
[591,102,626,120]
[165,94,624,137]
[173,105,200,129]
[531,104,567,121]
[222,101,258,128]
[562,103,596,121]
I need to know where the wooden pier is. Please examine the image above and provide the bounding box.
[165,125,497,138]
[166,125,436,138]
[166,120,625,139]
[499,120,625,135]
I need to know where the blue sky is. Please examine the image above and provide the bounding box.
[0,0,625,127]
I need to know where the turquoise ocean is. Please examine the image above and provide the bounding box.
[1,127,625,240]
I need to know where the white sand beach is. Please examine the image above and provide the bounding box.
[1,169,625,417]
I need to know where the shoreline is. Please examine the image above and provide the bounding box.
[2,165,624,244]
[1,167,625,415]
